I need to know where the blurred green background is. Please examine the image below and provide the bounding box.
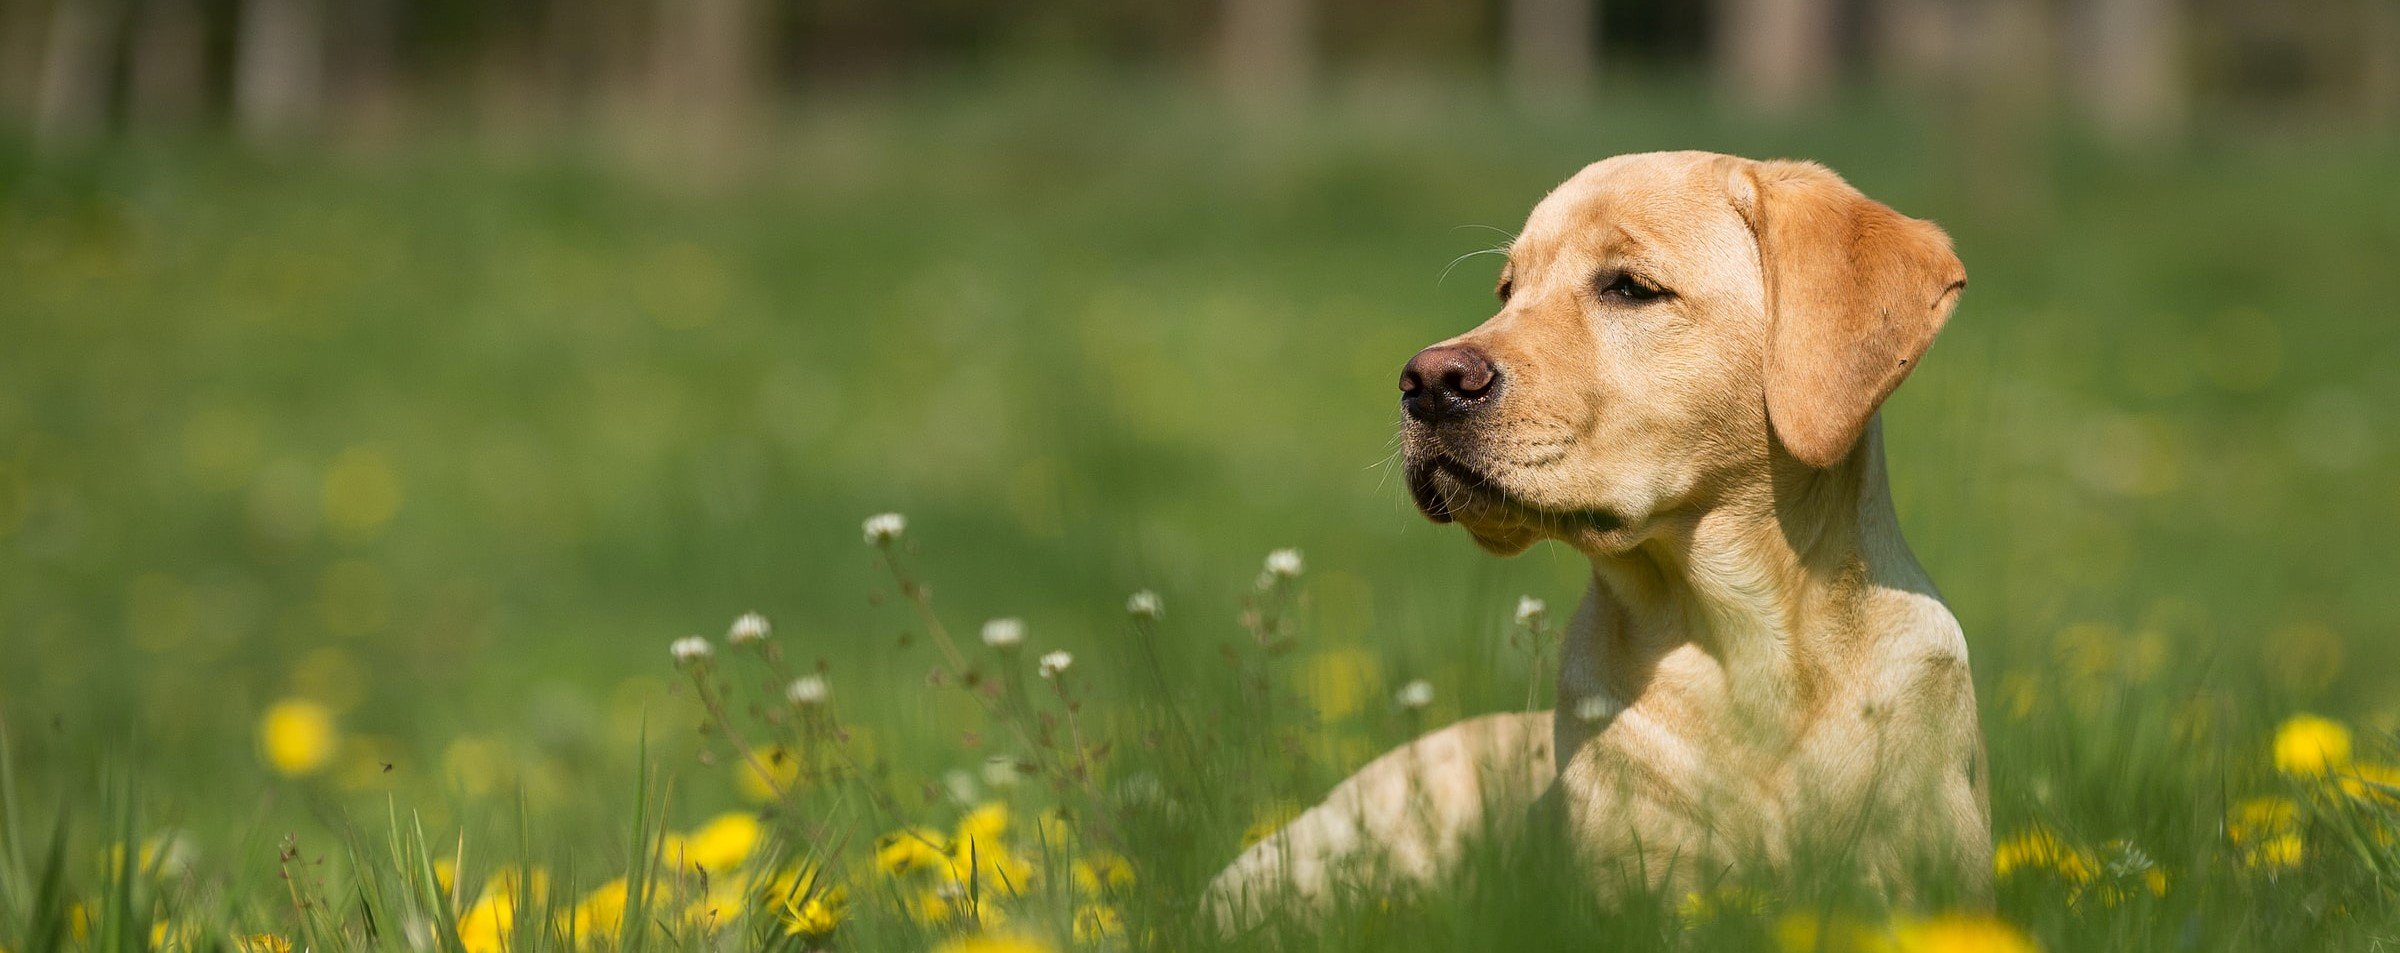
[1,0,2397,865]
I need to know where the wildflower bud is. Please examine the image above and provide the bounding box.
[982,756,1022,789]
[981,618,1026,649]
[1039,651,1074,680]
[1515,596,1548,626]
[728,612,771,645]
[1263,548,1305,579]
[944,769,981,804]
[670,636,714,664]
[1126,590,1163,621]
[786,675,829,705]
[1395,679,1434,710]
[862,512,907,546]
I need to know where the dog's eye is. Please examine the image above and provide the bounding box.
[1495,278,1513,302]
[1599,273,1667,302]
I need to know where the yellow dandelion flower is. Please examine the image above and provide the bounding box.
[1889,913,2041,953]
[778,884,847,938]
[1036,808,1076,850]
[875,828,948,877]
[2274,714,2353,777]
[908,887,958,926]
[258,699,339,777]
[2228,796,2305,870]
[460,865,550,947]
[2249,834,2305,870]
[944,837,1033,895]
[149,920,200,952]
[954,802,1011,847]
[569,878,629,940]
[2339,762,2400,805]
[236,935,292,953]
[737,745,801,802]
[908,883,1001,927]
[1072,852,1134,896]
[931,931,1050,953]
[938,803,1031,892]
[679,812,761,873]
[1074,903,1125,942]
[457,894,515,953]
[1992,825,2096,884]
[1677,885,1770,923]
[902,878,969,926]
[680,875,754,934]
[1773,912,1885,953]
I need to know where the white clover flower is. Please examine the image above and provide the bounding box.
[670,635,713,664]
[727,612,772,645]
[1126,589,1163,621]
[1574,695,1620,723]
[1038,650,1074,680]
[943,769,981,804]
[862,512,907,545]
[1515,596,1548,626]
[1395,679,1435,710]
[982,755,1022,789]
[1264,548,1305,579]
[786,675,828,705]
[981,617,1026,649]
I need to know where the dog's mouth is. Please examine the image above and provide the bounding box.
[1405,452,1622,540]
[1405,454,1536,525]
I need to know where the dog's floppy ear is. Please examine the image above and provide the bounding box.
[1730,159,1966,468]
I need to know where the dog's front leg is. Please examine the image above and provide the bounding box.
[1202,711,1556,931]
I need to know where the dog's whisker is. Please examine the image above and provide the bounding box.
[1436,246,1510,288]
[1451,223,1520,242]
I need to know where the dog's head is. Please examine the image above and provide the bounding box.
[1401,152,1966,555]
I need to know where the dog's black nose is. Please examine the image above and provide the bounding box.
[1400,345,1500,422]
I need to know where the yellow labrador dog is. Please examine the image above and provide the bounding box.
[1207,151,1988,925]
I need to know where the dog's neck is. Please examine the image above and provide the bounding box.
[1557,419,1935,749]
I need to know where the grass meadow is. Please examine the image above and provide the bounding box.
[2,83,2399,951]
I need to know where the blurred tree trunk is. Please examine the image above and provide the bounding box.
[541,0,601,117]
[1505,0,1596,111]
[2366,0,2398,131]
[1955,0,2053,223]
[331,0,403,137]
[649,0,761,159]
[1716,0,1836,115]
[35,0,119,146]
[1217,0,1314,111]
[1,0,55,123]
[130,0,206,126]
[1872,0,1960,87]
[234,0,324,140]
[2076,0,2186,145]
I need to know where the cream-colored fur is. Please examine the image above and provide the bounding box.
[1205,151,1989,929]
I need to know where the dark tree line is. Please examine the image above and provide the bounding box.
[0,0,2391,148]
